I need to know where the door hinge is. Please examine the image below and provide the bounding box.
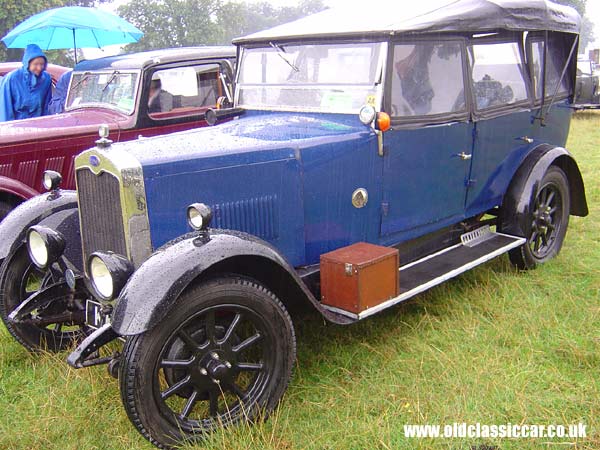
[381,201,389,217]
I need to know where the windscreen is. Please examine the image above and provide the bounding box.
[237,42,383,113]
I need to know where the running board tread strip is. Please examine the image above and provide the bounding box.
[322,232,525,320]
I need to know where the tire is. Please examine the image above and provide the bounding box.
[119,276,296,449]
[505,166,570,270]
[0,246,85,352]
[0,200,14,222]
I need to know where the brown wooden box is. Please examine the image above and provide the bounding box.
[320,242,399,314]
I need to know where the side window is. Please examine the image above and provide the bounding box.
[530,38,569,101]
[469,41,529,110]
[391,42,465,117]
[148,64,222,120]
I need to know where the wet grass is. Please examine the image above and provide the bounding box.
[1,112,599,449]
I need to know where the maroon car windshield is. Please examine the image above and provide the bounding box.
[67,70,140,114]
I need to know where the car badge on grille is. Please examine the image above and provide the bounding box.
[90,155,100,167]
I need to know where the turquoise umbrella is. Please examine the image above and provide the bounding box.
[1,6,143,60]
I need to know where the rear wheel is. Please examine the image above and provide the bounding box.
[119,276,296,449]
[0,247,85,352]
[505,166,570,270]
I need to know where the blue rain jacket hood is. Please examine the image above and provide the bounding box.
[0,44,52,122]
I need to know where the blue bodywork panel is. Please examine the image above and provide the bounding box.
[124,111,378,266]
[465,102,572,217]
[380,121,473,243]
[119,99,571,268]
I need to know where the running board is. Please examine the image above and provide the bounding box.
[322,227,525,320]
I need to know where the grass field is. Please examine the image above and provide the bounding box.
[0,113,598,450]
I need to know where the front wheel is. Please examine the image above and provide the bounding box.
[0,247,85,352]
[119,276,296,449]
[504,166,571,270]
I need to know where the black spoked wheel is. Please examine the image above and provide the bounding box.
[528,181,564,259]
[120,276,296,449]
[0,247,85,352]
[507,166,570,269]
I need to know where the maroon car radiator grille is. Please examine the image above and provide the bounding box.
[76,168,128,263]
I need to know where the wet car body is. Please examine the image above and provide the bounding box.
[0,1,589,448]
[0,47,236,219]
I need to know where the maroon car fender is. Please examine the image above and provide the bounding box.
[0,175,40,201]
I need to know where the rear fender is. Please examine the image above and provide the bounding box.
[500,145,588,236]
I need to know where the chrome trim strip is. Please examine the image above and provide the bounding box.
[75,147,152,270]
[322,234,526,320]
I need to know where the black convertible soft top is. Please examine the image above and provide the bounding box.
[234,0,580,44]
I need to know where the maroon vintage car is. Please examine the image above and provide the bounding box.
[0,46,236,219]
[0,62,70,85]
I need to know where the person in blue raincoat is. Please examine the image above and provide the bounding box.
[0,44,52,122]
[48,70,72,115]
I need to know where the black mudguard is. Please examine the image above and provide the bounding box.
[500,145,588,237]
[0,191,82,271]
[111,229,352,336]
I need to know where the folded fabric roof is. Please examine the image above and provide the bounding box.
[234,0,580,44]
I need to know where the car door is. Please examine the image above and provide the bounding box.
[528,32,577,146]
[128,60,234,139]
[380,38,473,241]
[464,34,536,217]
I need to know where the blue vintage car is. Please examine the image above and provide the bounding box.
[0,0,588,448]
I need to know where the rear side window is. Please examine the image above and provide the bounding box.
[530,40,569,100]
[391,42,465,117]
[469,42,529,110]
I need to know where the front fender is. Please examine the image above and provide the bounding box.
[500,145,588,236]
[0,190,82,270]
[0,175,39,200]
[112,229,352,336]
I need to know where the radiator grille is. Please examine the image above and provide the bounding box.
[76,168,127,262]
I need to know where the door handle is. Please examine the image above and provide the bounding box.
[454,152,472,160]
[518,136,534,144]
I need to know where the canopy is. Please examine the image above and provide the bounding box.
[2,6,143,50]
[234,0,580,44]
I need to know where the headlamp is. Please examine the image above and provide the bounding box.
[186,203,213,231]
[26,226,65,269]
[88,252,133,302]
[42,170,62,191]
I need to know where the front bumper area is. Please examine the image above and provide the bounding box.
[66,323,119,368]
